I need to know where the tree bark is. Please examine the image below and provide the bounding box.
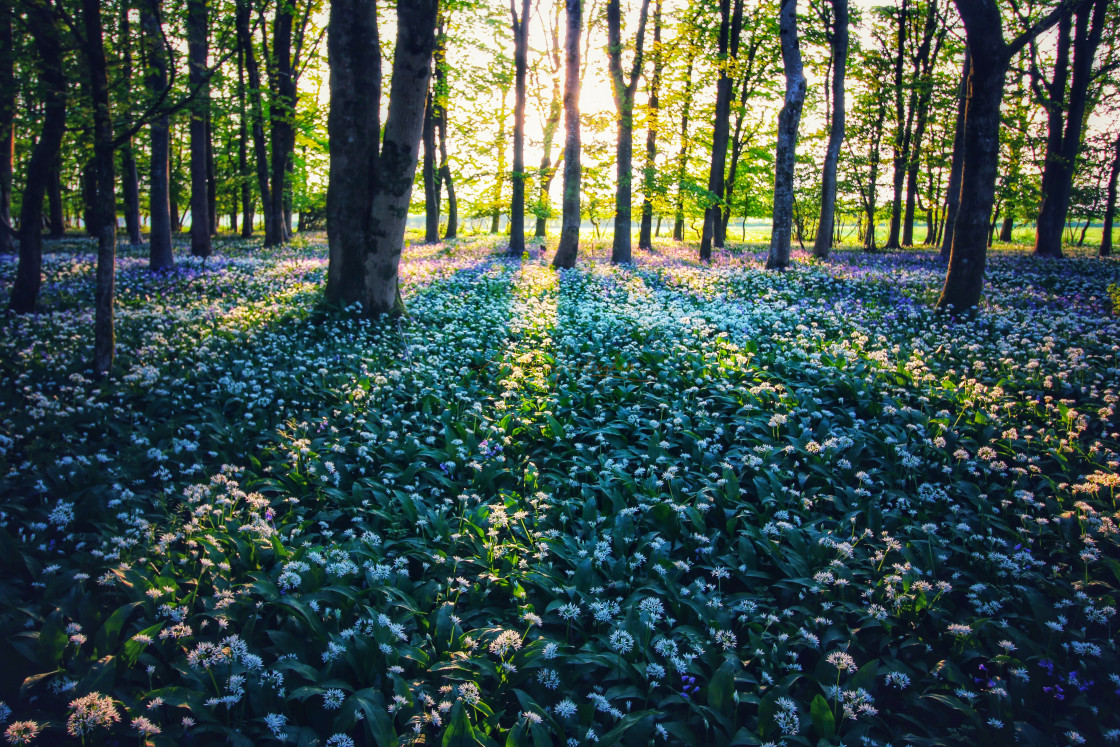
[673,44,696,242]
[812,0,848,259]
[553,0,583,269]
[902,0,945,246]
[508,0,531,257]
[188,0,212,257]
[422,88,440,243]
[237,35,254,237]
[883,0,910,250]
[606,0,651,264]
[638,0,663,251]
[1101,133,1120,258]
[766,0,806,270]
[81,0,118,376]
[327,0,437,315]
[235,0,272,243]
[433,22,457,241]
[536,6,563,239]
[47,158,65,238]
[700,0,742,261]
[10,1,65,313]
[141,0,175,269]
[0,0,11,254]
[939,49,968,262]
[269,1,295,246]
[327,0,380,303]
[1033,0,1108,259]
[938,1,1070,311]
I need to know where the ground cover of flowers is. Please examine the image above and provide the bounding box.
[0,235,1118,747]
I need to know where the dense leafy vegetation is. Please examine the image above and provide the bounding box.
[0,236,1118,746]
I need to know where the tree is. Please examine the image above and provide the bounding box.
[9,0,65,313]
[937,1,1071,313]
[766,0,806,270]
[699,0,743,262]
[1031,0,1111,258]
[1102,132,1120,257]
[235,0,273,244]
[188,0,212,258]
[812,0,849,259]
[606,0,651,264]
[79,0,118,376]
[422,87,440,243]
[508,0,532,257]
[553,0,583,268]
[326,0,438,315]
[938,48,967,261]
[672,6,701,242]
[638,0,663,251]
[533,0,564,240]
[0,0,13,254]
[434,20,457,241]
[117,2,143,247]
[142,0,175,270]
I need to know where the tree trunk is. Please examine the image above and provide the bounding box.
[998,215,1013,242]
[638,0,663,251]
[700,0,741,261]
[536,8,563,240]
[117,0,143,247]
[237,36,254,237]
[1101,133,1120,258]
[327,0,380,304]
[434,23,457,241]
[939,49,968,262]
[606,0,651,264]
[902,2,943,247]
[10,2,65,313]
[207,118,217,235]
[766,0,806,270]
[0,0,11,254]
[1033,0,1108,259]
[490,92,509,235]
[142,0,175,269]
[422,88,440,243]
[236,0,272,243]
[673,50,695,242]
[327,0,437,315]
[269,2,295,246]
[553,0,582,269]
[47,158,65,238]
[188,0,211,256]
[81,0,117,376]
[812,0,848,259]
[508,0,531,257]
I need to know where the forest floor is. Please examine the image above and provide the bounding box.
[0,233,1118,746]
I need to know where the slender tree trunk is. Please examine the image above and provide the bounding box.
[10,2,65,313]
[939,48,968,262]
[422,88,440,243]
[813,0,848,259]
[81,0,117,376]
[188,0,211,256]
[236,0,272,243]
[638,0,663,251]
[1033,0,1108,259]
[998,215,1013,242]
[553,0,583,269]
[700,0,742,261]
[433,23,457,241]
[237,38,253,237]
[0,0,11,254]
[269,2,295,246]
[766,0,806,270]
[938,23,1003,311]
[673,51,695,241]
[327,0,437,315]
[902,5,943,246]
[47,157,65,238]
[116,4,143,247]
[1101,133,1120,258]
[508,0,531,257]
[207,118,217,235]
[536,9,563,240]
[490,94,508,235]
[607,0,651,264]
[142,0,174,269]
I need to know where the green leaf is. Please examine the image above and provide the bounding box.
[810,693,836,741]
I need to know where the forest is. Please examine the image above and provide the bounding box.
[1,0,1119,745]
